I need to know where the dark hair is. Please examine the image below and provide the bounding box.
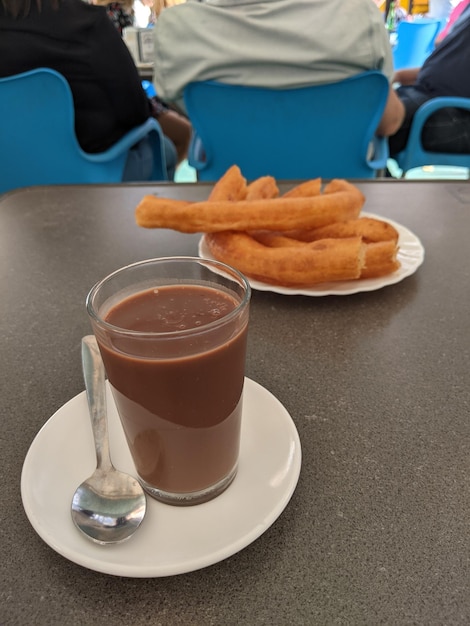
[1,0,59,18]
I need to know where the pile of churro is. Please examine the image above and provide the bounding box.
[135,166,400,287]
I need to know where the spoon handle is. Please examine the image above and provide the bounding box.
[82,335,113,472]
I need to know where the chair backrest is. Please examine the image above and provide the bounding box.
[394,96,470,174]
[392,19,441,70]
[184,72,389,181]
[0,68,166,194]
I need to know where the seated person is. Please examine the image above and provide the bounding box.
[0,0,180,180]
[152,0,405,140]
[94,0,191,168]
[389,3,470,157]
[434,0,470,44]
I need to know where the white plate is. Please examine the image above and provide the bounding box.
[21,378,301,578]
[198,213,425,296]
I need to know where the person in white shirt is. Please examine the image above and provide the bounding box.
[152,0,405,138]
[428,0,453,20]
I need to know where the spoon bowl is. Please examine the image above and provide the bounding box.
[71,335,147,544]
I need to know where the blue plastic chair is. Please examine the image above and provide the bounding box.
[392,19,441,70]
[0,68,168,195]
[393,96,470,176]
[184,72,390,181]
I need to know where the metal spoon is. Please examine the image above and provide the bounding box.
[71,335,146,544]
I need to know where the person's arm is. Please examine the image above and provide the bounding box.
[376,84,406,137]
[393,67,420,85]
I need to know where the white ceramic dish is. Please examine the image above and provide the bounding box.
[198,213,425,296]
[21,378,301,578]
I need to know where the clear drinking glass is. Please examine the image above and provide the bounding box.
[86,257,250,506]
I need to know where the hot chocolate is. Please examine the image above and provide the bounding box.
[96,283,248,504]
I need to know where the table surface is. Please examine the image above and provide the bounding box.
[1,179,469,625]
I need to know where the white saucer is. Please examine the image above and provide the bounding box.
[199,213,425,296]
[21,378,301,577]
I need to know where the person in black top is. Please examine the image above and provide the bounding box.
[389,4,470,156]
[0,0,177,179]
[93,0,192,171]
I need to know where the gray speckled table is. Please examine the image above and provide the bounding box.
[1,180,469,625]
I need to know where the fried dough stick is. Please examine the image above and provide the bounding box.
[245,176,279,200]
[251,231,400,279]
[206,232,366,286]
[361,241,400,278]
[208,166,279,202]
[283,179,322,198]
[207,165,248,201]
[135,179,365,233]
[284,217,399,244]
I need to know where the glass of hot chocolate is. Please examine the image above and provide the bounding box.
[86,257,250,506]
